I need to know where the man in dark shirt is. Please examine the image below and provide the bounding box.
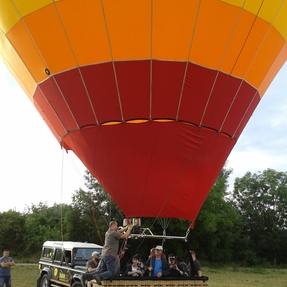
[86,251,100,272]
[0,249,15,287]
[188,250,202,277]
[82,221,133,285]
[166,254,188,277]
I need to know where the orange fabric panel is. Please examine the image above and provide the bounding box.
[5,0,286,94]
[6,22,47,83]
[0,31,36,97]
[23,3,76,74]
[152,0,198,60]
[232,18,285,92]
[55,0,111,65]
[259,43,287,95]
[191,0,246,69]
[103,0,151,60]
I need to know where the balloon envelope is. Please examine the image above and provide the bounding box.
[0,0,286,221]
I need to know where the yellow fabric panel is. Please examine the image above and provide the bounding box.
[0,0,52,33]
[0,31,36,98]
[12,0,53,16]
[56,0,111,65]
[0,0,19,33]
[20,3,76,74]
[103,0,150,60]
[272,0,287,39]
[223,0,287,39]
[6,22,47,83]
[153,0,197,60]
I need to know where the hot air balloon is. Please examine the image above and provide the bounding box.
[0,0,286,224]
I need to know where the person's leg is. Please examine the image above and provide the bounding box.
[96,256,116,279]
[96,259,106,273]
[3,277,11,287]
[0,277,4,287]
[114,256,120,276]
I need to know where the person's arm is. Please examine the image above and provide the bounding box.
[9,260,15,267]
[0,262,9,268]
[120,224,133,239]
[87,266,97,272]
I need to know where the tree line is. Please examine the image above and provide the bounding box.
[0,169,286,265]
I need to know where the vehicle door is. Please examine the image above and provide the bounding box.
[58,250,73,285]
[51,248,63,283]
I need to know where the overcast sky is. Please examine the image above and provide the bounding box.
[0,62,286,212]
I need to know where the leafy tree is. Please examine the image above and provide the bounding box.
[232,169,287,265]
[23,203,71,255]
[71,171,123,244]
[190,168,242,263]
[0,211,25,255]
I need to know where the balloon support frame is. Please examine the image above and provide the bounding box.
[129,227,190,241]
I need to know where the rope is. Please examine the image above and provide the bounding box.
[149,0,153,120]
[219,0,285,134]
[51,0,100,126]
[9,0,79,131]
[60,148,65,242]
[99,0,125,122]
[198,0,248,126]
[176,0,202,120]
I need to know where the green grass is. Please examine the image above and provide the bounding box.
[10,265,287,287]
[205,266,287,287]
[12,264,39,287]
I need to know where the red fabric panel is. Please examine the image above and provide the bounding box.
[63,122,235,221]
[152,60,186,119]
[115,60,150,120]
[54,69,97,126]
[33,86,66,140]
[220,82,257,136]
[201,73,241,130]
[39,77,78,131]
[80,63,122,123]
[33,60,260,220]
[178,64,217,124]
[233,92,260,139]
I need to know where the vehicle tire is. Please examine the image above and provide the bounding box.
[71,281,82,287]
[40,274,51,287]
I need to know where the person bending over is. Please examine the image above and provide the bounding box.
[82,221,133,285]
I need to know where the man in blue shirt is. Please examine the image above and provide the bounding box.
[146,246,168,278]
[0,249,15,287]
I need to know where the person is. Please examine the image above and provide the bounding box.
[165,254,187,277]
[188,250,202,277]
[146,246,167,278]
[0,249,15,287]
[86,251,100,272]
[82,221,133,285]
[125,254,144,277]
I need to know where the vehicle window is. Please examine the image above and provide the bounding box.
[54,248,63,262]
[63,250,72,265]
[74,248,101,260]
[42,247,54,260]
[73,248,102,266]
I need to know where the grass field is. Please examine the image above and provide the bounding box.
[11,265,287,287]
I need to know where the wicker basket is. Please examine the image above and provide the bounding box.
[87,278,208,287]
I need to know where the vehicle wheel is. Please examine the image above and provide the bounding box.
[71,281,82,287]
[40,274,51,287]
